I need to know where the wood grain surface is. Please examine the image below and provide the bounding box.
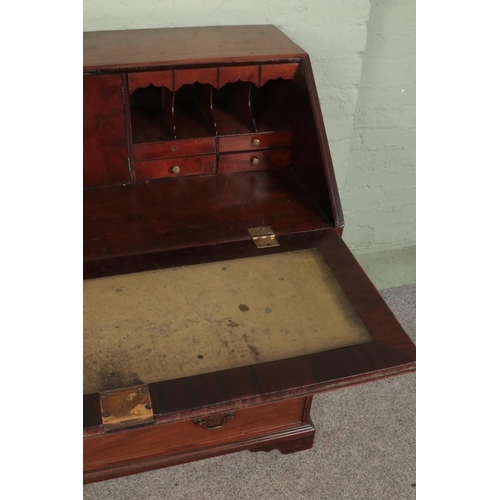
[84,398,306,469]
[83,74,130,187]
[133,137,216,162]
[128,70,173,93]
[84,25,306,72]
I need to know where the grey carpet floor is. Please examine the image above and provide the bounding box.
[84,284,416,500]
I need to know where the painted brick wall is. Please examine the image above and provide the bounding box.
[342,0,416,252]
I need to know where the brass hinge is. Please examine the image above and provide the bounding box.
[248,226,280,249]
[99,385,155,432]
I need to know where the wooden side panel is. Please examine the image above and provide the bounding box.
[83,74,130,187]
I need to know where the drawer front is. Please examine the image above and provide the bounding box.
[218,131,292,153]
[135,155,215,180]
[84,397,306,471]
[134,137,216,162]
[218,148,292,173]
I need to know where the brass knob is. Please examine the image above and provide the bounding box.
[252,138,261,147]
[251,157,260,166]
[171,166,181,174]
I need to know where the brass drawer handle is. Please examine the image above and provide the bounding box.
[171,165,181,174]
[251,156,260,166]
[193,412,235,430]
[252,138,261,147]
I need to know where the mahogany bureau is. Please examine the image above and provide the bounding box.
[83,25,416,484]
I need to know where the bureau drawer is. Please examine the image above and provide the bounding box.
[218,148,292,173]
[84,397,306,471]
[134,137,216,162]
[135,155,215,180]
[218,131,292,153]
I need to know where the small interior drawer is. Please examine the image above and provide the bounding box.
[134,137,216,162]
[218,148,292,173]
[135,155,215,180]
[84,397,307,471]
[218,131,292,153]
